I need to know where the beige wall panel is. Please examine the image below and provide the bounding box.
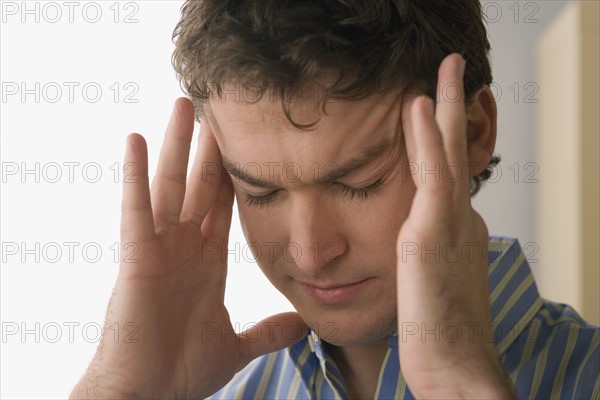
[536,1,599,325]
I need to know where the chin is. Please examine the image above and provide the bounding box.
[297,305,397,346]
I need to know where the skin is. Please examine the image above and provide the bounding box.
[71,54,514,399]
[206,77,412,347]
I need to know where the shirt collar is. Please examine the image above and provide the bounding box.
[486,237,544,353]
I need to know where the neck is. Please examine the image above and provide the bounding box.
[323,337,389,399]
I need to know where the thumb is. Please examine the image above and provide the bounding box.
[236,312,308,370]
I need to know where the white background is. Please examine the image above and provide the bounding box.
[0,1,570,398]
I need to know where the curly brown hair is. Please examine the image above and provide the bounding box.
[171,0,500,195]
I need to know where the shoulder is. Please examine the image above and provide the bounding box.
[486,236,600,399]
[503,298,600,399]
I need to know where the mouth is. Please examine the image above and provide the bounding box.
[298,278,373,304]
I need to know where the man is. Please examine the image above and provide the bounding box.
[71,1,599,399]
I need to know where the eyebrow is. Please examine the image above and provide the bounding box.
[221,135,397,188]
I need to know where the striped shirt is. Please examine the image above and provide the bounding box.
[209,237,600,399]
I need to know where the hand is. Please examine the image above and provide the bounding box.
[70,98,307,399]
[396,54,514,399]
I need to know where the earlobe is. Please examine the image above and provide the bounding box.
[466,86,498,176]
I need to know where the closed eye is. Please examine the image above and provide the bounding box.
[244,178,385,208]
[335,178,384,200]
[245,190,280,207]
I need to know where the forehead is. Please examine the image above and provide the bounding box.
[205,89,403,176]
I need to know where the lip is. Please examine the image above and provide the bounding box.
[299,278,373,304]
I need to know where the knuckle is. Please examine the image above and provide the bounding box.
[157,172,187,186]
[181,212,205,228]
[156,211,181,225]
[119,227,156,245]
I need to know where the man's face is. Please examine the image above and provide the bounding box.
[206,88,416,346]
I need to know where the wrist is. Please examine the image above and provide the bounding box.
[70,374,140,400]
[70,359,145,400]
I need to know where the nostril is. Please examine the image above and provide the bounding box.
[325,253,344,265]
[314,242,345,264]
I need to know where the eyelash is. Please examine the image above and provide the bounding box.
[244,178,385,208]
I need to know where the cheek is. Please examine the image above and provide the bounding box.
[364,167,417,240]
[236,205,294,297]
[235,200,286,275]
[236,202,277,244]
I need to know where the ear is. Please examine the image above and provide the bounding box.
[466,86,497,176]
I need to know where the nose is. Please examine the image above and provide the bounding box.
[287,194,347,274]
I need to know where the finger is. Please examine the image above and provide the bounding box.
[120,133,155,244]
[200,171,234,242]
[401,94,448,192]
[435,53,469,192]
[237,312,309,371]
[151,98,196,231]
[181,119,224,228]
